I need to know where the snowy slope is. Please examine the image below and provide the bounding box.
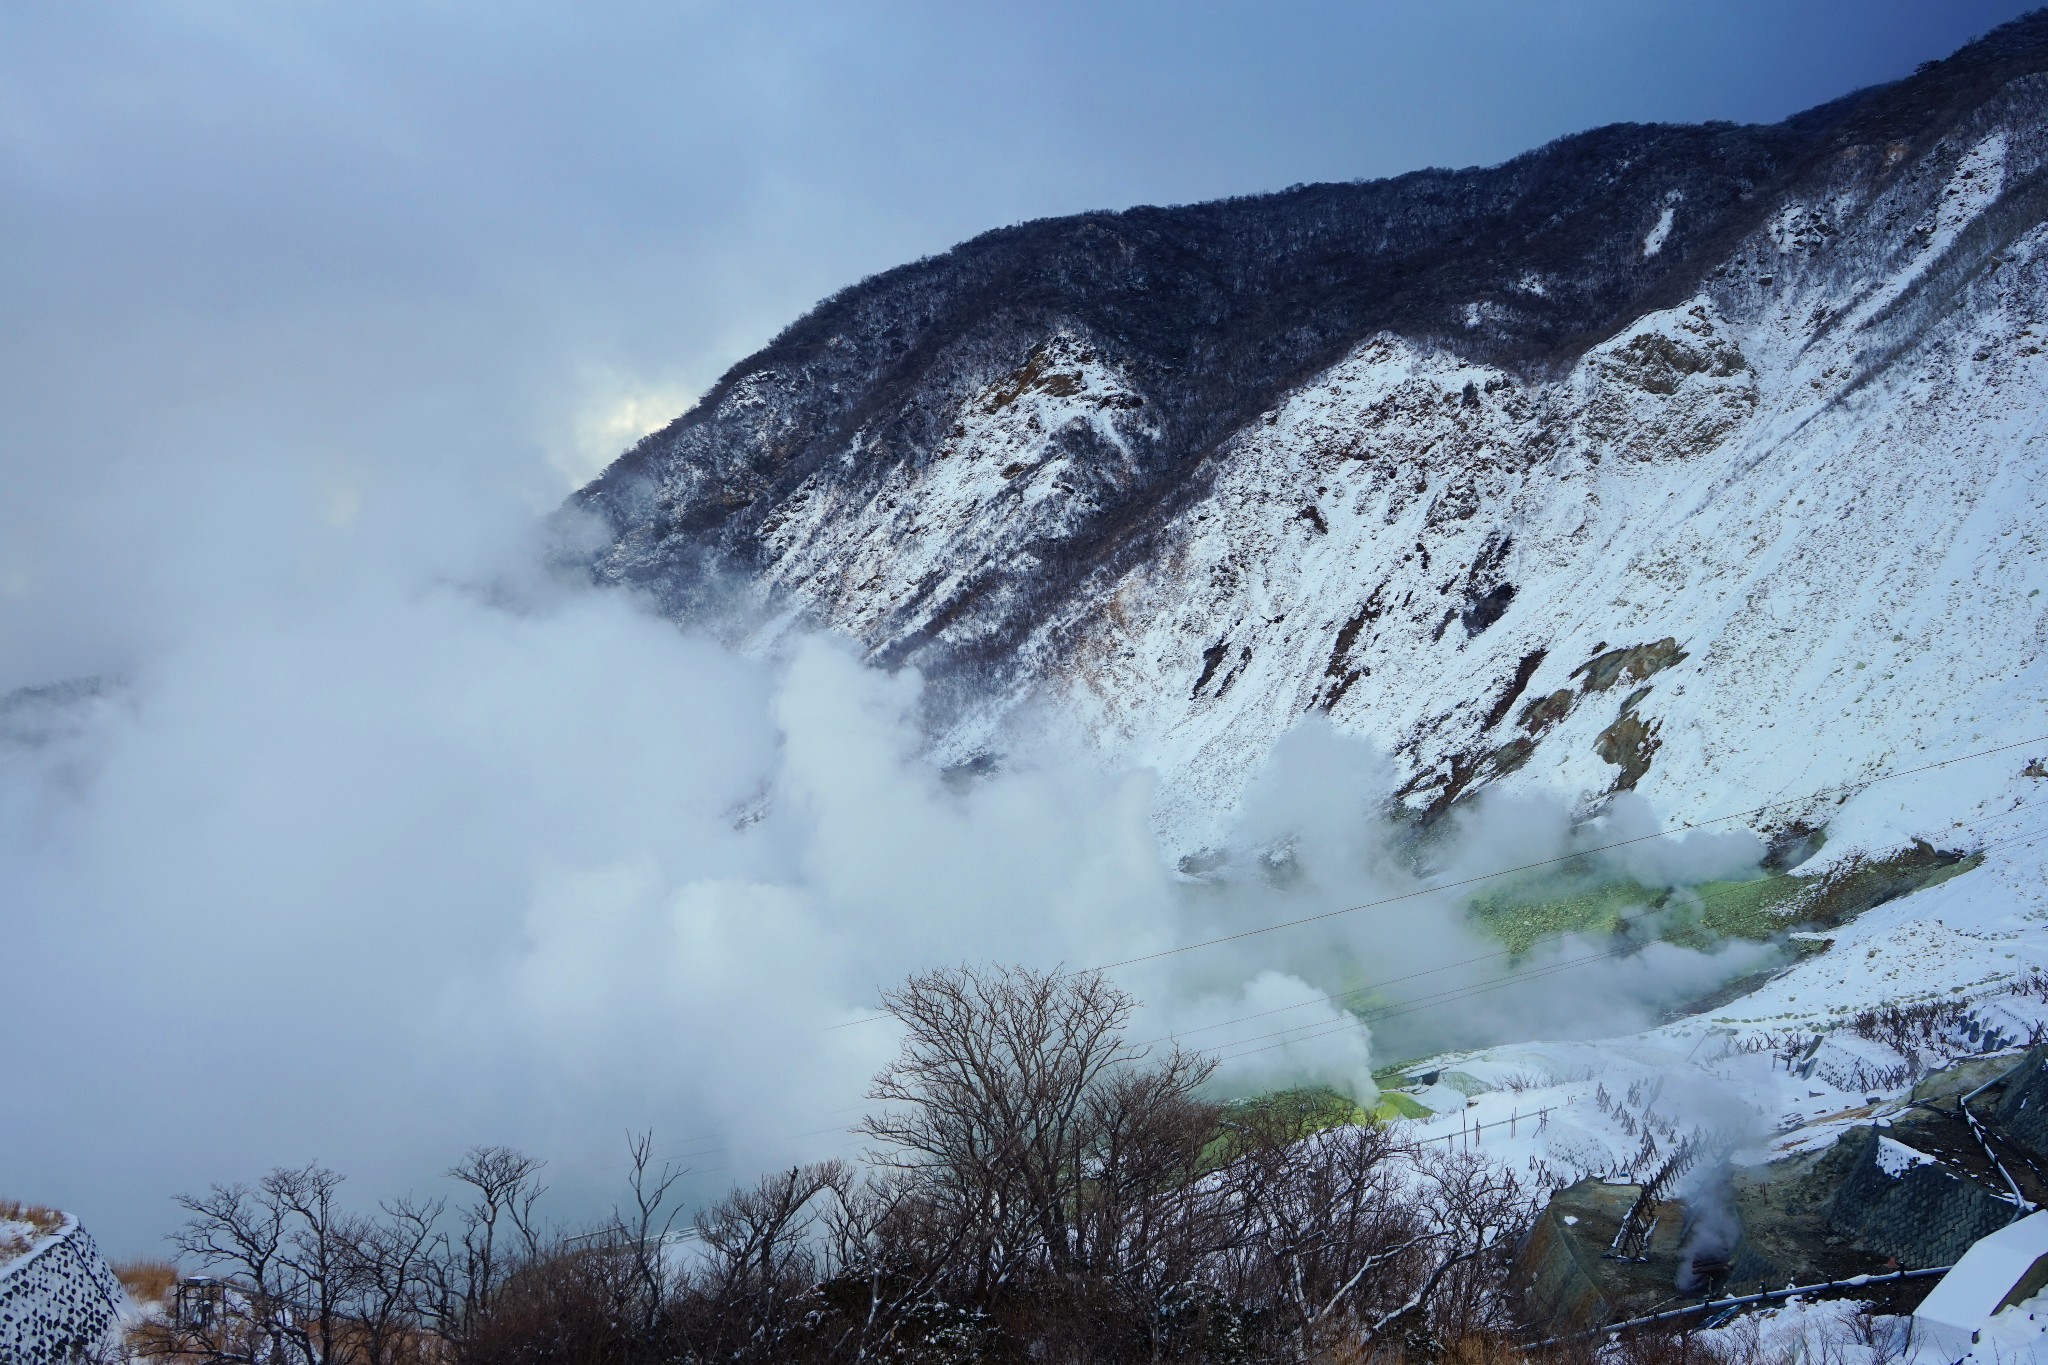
[578,27,2048,852]
[640,85,2048,878]
[751,331,1158,653]
[1023,107,2048,853]
[573,22,2048,1064]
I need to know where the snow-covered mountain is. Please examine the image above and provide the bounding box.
[573,15,2048,861]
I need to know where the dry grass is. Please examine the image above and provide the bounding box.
[0,1197,66,1231]
[0,1198,65,1259]
[114,1258,180,1304]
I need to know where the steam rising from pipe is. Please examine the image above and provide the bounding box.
[1675,1166,1742,1294]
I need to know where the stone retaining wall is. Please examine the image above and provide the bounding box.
[0,1218,122,1363]
[1822,1124,2017,1267]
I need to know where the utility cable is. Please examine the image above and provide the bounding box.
[1095,731,2048,972]
[826,731,2048,1034]
[623,743,2048,1186]
[1137,907,1670,1047]
[1212,946,1642,1063]
[1148,785,2048,1051]
[1182,790,2048,1059]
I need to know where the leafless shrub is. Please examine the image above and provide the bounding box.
[457,1229,646,1365]
[1845,975,2048,1082]
[1841,1304,1914,1365]
[172,964,1541,1364]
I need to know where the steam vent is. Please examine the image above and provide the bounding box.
[1516,1047,2048,1329]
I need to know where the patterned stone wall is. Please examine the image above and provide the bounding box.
[0,1218,123,1363]
[1994,1046,2048,1153]
[1823,1125,2019,1267]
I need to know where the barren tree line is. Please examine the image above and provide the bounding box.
[130,964,1532,1365]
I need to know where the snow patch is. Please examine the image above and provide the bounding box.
[1874,1134,1937,1177]
[752,331,1156,654]
[1937,131,2009,237]
[1642,204,1676,258]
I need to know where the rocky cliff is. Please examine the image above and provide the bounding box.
[573,15,2048,853]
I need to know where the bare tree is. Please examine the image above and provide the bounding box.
[685,1160,846,1358]
[267,1164,357,1365]
[431,1145,545,1341]
[615,1129,686,1344]
[1079,1055,1231,1290]
[812,1166,984,1364]
[858,963,1217,1307]
[1228,1113,1419,1358]
[347,1194,444,1365]
[164,1179,297,1363]
[165,1163,425,1365]
[1215,1110,1528,1364]
[168,966,1537,1365]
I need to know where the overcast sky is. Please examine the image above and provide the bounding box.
[0,0,2039,691]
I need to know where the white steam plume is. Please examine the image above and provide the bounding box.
[1,509,1773,1255]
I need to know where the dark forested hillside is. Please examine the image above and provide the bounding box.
[573,14,2048,679]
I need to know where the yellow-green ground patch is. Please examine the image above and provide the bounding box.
[1372,1091,1433,1120]
[1465,876,1658,954]
[1463,844,1981,956]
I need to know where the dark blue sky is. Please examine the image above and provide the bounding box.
[0,0,2037,680]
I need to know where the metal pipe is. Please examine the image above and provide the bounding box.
[1958,1075,2035,1211]
[1530,1265,1953,1348]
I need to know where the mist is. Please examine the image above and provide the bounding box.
[2,468,1778,1256]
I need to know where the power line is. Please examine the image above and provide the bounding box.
[1977,823,2048,856]
[824,732,2048,1033]
[642,796,2048,1182]
[625,947,1647,1191]
[1093,732,2048,972]
[1135,908,1668,1047]
[1207,801,2048,1062]
[1145,785,2048,1050]
[596,1107,882,1174]
[647,1103,876,1158]
[1208,944,1634,1058]
[618,738,2048,1195]
[1212,945,1641,1063]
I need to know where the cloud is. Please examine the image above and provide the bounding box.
[553,378,704,489]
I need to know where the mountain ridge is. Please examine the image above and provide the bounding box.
[570,11,2048,857]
